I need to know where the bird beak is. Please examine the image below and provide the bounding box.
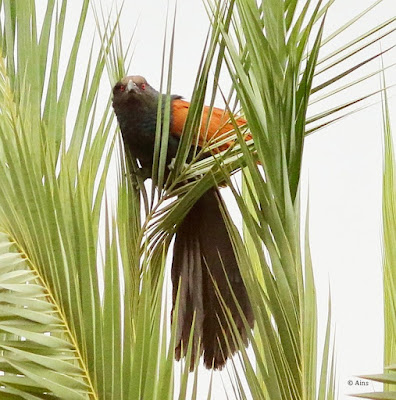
[126,79,137,93]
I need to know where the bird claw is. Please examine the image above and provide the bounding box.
[137,166,151,181]
[130,167,151,190]
[168,158,176,171]
[168,158,189,172]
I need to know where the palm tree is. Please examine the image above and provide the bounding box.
[0,0,394,399]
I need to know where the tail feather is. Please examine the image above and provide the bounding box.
[171,187,254,369]
[172,207,204,364]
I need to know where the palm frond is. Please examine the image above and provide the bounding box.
[355,55,396,400]
[308,7,396,131]
[0,1,190,398]
[0,232,92,399]
[180,0,337,398]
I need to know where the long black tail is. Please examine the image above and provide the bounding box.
[171,187,254,369]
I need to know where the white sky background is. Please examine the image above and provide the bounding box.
[52,0,396,398]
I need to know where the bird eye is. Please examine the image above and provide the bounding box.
[120,85,126,92]
[141,83,146,90]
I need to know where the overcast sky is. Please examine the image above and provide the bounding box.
[58,0,396,398]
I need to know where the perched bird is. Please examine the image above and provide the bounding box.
[112,75,254,369]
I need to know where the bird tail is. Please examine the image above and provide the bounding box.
[171,187,254,370]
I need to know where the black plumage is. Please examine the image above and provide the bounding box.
[112,75,254,369]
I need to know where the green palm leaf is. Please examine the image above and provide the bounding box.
[354,59,396,400]
[0,231,90,399]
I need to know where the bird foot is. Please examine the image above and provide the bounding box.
[168,158,176,171]
[136,166,151,181]
[168,158,189,172]
[129,167,151,190]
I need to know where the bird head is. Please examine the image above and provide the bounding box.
[112,75,159,109]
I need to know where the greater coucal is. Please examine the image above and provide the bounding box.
[112,75,254,369]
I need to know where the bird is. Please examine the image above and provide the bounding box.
[112,75,254,370]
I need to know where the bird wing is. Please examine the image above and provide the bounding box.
[170,99,250,153]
